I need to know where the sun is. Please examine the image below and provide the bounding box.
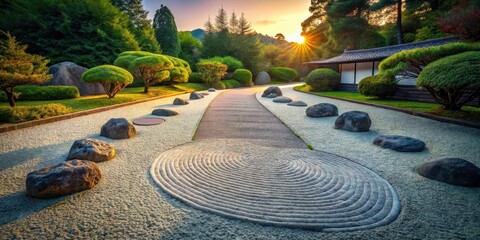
[288,35,305,44]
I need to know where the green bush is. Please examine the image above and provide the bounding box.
[233,69,253,87]
[222,79,242,89]
[82,65,134,98]
[0,86,79,101]
[417,51,480,110]
[358,74,398,98]
[0,104,72,123]
[200,56,243,71]
[197,62,227,88]
[267,67,301,82]
[305,68,340,91]
[188,72,203,83]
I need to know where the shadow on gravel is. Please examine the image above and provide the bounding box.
[0,143,69,171]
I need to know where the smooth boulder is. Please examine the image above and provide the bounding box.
[418,158,480,187]
[100,118,136,139]
[43,61,103,96]
[26,160,101,199]
[66,138,115,162]
[208,88,216,92]
[288,101,308,107]
[273,96,292,103]
[373,135,425,152]
[334,111,371,132]
[306,103,338,118]
[255,71,271,85]
[190,92,204,100]
[262,86,282,98]
[173,98,189,105]
[152,109,178,117]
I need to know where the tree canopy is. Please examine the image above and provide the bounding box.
[153,5,181,57]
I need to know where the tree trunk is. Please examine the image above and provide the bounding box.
[397,0,403,44]
[5,89,16,107]
[144,85,149,93]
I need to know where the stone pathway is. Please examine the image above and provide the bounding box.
[151,88,401,232]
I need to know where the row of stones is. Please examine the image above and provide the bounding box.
[26,90,215,199]
[262,86,480,187]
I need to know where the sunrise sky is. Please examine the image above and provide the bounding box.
[142,0,311,43]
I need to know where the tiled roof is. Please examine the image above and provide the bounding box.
[305,36,461,65]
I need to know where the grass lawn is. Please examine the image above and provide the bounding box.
[294,84,480,123]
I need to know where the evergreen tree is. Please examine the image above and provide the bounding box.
[179,31,202,71]
[229,12,239,34]
[215,6,229,32]
[238,13,253,35]
[153,5,181,57]
[204,16,215,33]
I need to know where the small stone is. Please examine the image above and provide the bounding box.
[66,138,115,162]
[152,109,178,117]
[262,86,282,98]
[254,71,271,85]
[273,96,293,103]
[418,158,480,187]
[100,118,136,139]
[190,92,204,100]
[26,160,101,199]
[373,135,425,152]
[334,111,371,132]
[201,93,209,96]
[208,88,216,92]
[173,98,189,105]
[306,103,338,118]
[287,101,308,107]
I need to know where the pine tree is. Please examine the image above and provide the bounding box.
[153,5,181,57]
[238,13,253,35]
[0,32,52,107]
[204,16,215,33]
[215,5,228,32]
[229,12,239,34]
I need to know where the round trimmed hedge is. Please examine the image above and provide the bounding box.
[82,65,134,98]
[358,75,397,98]
[0,104,72,123]
[267,67,300,82]
[188,72,203,83]
[200,56,243,72]
[222,79,242,89]
[233,69,253,87]
[305,68,340,91]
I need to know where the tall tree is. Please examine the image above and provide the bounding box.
[238,13,253,35]
[153,5,181,57]
[204,16,215,33]
[370,0,403,44]
[229,12,239,34]
[215,5,229,32]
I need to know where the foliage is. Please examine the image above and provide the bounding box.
[438,1,480,41]
[200,56,243,72]
[0,104,72,123]
[197,62,227,88]
[0,86,79,101]
[267,67,300,83]
[153,5,180,57]
[222,79,242,89]
[379,42,480,79]
[0,0,140,68]
[358,74,398,98]
[417,51,480,110]
[305,68,340,91]
[179,31,202,71]
[82,65,134,98]
[0,32,52,107]
[128,56,173,93]
[233,69,253,87]
[188,72,203,83]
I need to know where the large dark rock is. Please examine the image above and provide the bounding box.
[66,138,115,162]
[152,109,179,117]
[26,160,101,199]
[43,61,103,96]
[100,118,137,139]
[190,92,204,100]
[306,103,338,118]
[288,101,308,107]
[418,158,480,187]
[262,86,282,98]
[173,98,189,105]
[208,88,216,92]
[373,135,425,152]
[334,111,371,132]
[255,71,271,85]
[273,96,292,103]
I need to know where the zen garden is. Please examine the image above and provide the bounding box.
[1,0,480,239]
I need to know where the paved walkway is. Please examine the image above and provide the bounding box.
[151,88,401,232]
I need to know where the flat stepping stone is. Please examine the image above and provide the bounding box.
[418,158,480,187]
[306,103,338,118]
[287,101,307,107]
[151,140,401,232]
[273,96,292,103]
[152,109,178,117]
[373,135,425,152]
[335,111,371,132]
[133,117,165,126]
[66,138,115,162]
[201,93,209,96]
[190,92,204,100]
[100,118,136,139]
[173,98,189,105]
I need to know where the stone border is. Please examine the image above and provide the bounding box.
[0,91,189,133]
[294,88,480,129]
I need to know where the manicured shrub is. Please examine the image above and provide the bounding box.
[200,56,243,71]
[305,68,340,91]
[222,79,242,89]
[267,67,301,82]
[82,65,134,98]
[0,86,80,101]
[233,69,253,87]
[358,74,397,98]
[0,104,72,123]
[128,56,173,93]
[417,51,480,110]
[188,72,203,83]
[197,62,227,89]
